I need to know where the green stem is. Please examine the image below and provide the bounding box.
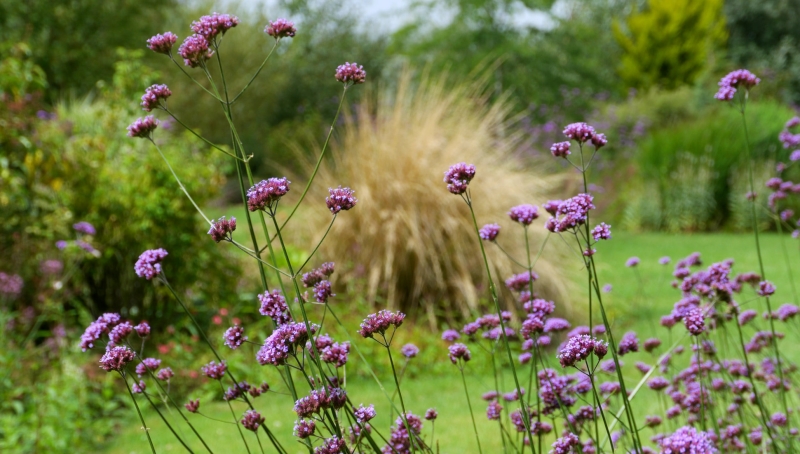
[459,366,484,454]
[123,373,157,454]
[230,42,279,103]
[150,140,211,224]
[221,383,251,454]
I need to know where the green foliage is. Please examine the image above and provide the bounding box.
[0,48,238,327]
[613,0,727,90]
[0,0,178,99]
[724,0,800,103]
[623,100,795,231]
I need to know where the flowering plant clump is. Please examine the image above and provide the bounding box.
[73,13,800,453]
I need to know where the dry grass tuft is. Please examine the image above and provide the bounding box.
[292,71,574,325]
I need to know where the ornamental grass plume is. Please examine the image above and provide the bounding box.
[295,70,570,322]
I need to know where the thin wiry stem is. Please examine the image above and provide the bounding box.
[123,373,157,454]
[459,365,484,454]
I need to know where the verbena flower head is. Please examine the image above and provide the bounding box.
[320,341,350,367]
[99,346,135,372]
[73,221,96,235]
[302,262,335,287]
[442,329,460,342]
[354,404,376,422]
[191,13,239,40]
[315,436,346,454]
[443,162,476,194]
[241,410,265,432]
[757,280,775,297]
[486,401,503,420]
[134,322,150,338]
[156,367,174,381]
[618,331,639,355]
[563,122,596,143]
[358,310,405,338]
[178,34,214,68]
[208,216,236,242]
[448,343,471,364]
[134,248,168,280]
[505,270,538,292]
[259,289,291,325]
[257,322,318,365]
[401,343,419,358]
[508,204,539,225]
[715,69,760,101]
[224,325,247,349]
[108,321,133,345]
[140,84,172,112]
[592,222,611,241]
[294,419,315,438]
[626,256,640,267]
[132,380,146,393]
[127,116,158,139]
[643,337,661,352]
[684,308,706,335]
[479,223,500,241]
[247,177,290,212]
[147,32,177,54]
[201,360,227,380]
[326,186,357,214]
[425,408,438,420]
[185,399,200,413]
[545,193,595,232]
[335,62,366,85]
[265,18,296,39]
[659,426,717,453]
[552,433,580,454]
[659,256,671,265]
[557,335,606,367]
[136,358,161,376]
[313,280,335,303]
[550,141,571,158]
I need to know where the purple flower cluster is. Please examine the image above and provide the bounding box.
[147,32,178,54]
[178,34,214,68]
[358,310,405,338]
[508,204,539,225]
[136,357,161,376]
[715,69,760,101]
[185,399,200,413]
[659,426,716,453]
[208,216,236,242]
[448,343,471,364]
[617,331,639,355]
[73,221,96,235]
[257,322,318,365]
[99,346,136,372]
[479,223,501,241]
[134,248,168,280]
[335,62,366,85]
[247,177,290,212]
[294,419,315,438]
[545,193,595,233]
[223,325,247,349]
[241,410,265,432]
[326,186,357,214]
[191,13,239,40]
[201,360,227,380]
[259,290,291,325]
[562,122,607,149]
[127,116,159,139]
[550,141,570,158]
[591,222,611,241]
[0,272,23,298]
[302,262,335,287]
[265,19,296,39]
[443,162,476,195]
[505,270,538,292]
[557,335,608,367]
[140,84,172,112]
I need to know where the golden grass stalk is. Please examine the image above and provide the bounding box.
[291,70,572,325]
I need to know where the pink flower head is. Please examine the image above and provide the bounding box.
[563,122,596,143]
[208,216,236,242]
[326,186,357,214]
[134,322,150,338]
[134,248,168,280]
[127,116,158,139]
[358,310,405,338]
[191,13,239,40]
[241,410,265,432]
[224,325,247,350]
[265,19,296,39]
[178,34,214,68]
[550,141,571,158]
[508,204,539,225]
[715,69,760,101]
[443,162,476,194]
[99,346,136,372]
[147,32,177,54]
[185,399,200,413]
[448,343,471,364]
[335,62,366,85]
[140,84,172,112]
[201,360,227,380]
[259,289,291,325]
[247,177,290,212]
[479,223,500,241]
[592,222,611,241]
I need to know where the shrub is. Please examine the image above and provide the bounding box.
[293,72,572,322]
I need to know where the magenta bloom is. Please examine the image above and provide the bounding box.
[617,331,639,355]
[302,262,335,287]
[73,221,96,235]
[486,401,503,420]
[132,380,146,393]
[313,280,335,303]
[552,433,580,454]
[135,358,161,377]
[178,34,214,68]
[479,223,500,241]
[757,280,775,297]
[335,62,366,85]
[659,426,717,453]
[401,343,420,358]
[108,321,133,345]
[625,256,640,267]
[443,162,476,194]
[259,289,291,325]
[505,270,538,292]
[208,216,236,242]
[557,335,605,367]
[156,367,174,381]
[134,322,150,338]
[265,18,296,39]
[550,141,571,158]
[591,222,611,241]
[441,329,460,341]
[127,116,158,139]
[508,204,539,225]
[326,186,357,214]
[425,408,438,420]
[315,436,346,454]
[140,84,172,112]
[684,309,705,335]
[147,32,177,54]
[544,193,595,232]
[294,419,315,438]
[715,69,760,101]
[448,343,471,364]
[191,13,239,40]
[241,410,265,432]
[201,360,227,380]
[563,122,596,143]
[358,310,405,338]
[257,322,318,365]
[134,248,168,280]
[223,325,247,350]
[99,346,136,372]
[247,177,290,212]
[185,399,200,413]
[354,404,376,423]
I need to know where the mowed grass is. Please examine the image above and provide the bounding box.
[104,231,800,452]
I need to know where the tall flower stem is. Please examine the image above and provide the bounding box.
[139,389,195,453]
[123,373,157,454]
[459,366,484,454]
[220,383,251,454]
[739,97,793,438]
[464,195,533,447]
[387,343,419,453]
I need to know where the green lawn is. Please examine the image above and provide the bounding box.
[104,231,800,452]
